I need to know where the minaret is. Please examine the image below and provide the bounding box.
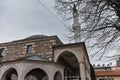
[72,4,81,42]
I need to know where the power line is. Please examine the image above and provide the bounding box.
[36,0,68,27]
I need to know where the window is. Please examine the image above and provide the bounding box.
[27,45,32,53]
[0,48,5,56]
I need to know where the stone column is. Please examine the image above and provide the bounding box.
[18,70,24,80]
[79,61,86,80]
[48,71,54,80]
[17,64,25,80]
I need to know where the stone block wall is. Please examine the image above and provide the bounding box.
[0,36,62,62]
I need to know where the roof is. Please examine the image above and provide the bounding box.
[2,55,49,63]
[1,55,64,68]
[95,70,120,76]
[0,35,63,46]
[25,55,48,61]
[24,34,48,40]
[52,42,85,48]
[94,66,111,69]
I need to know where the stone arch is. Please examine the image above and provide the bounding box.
[56,50,80,77]
[1,68,18,80]
[22,64,50,79]
[55,49,83,63]
[24,68,48,80]
[54,71,62,80]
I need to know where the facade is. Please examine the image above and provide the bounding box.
[94,58,120,80]
[0,35,91,80]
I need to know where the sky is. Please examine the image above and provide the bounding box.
[0,0,117,65]
[0,0,68,43]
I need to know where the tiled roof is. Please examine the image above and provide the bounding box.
[95,70,120,76]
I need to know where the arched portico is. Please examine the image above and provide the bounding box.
[54,49,83,63]
[1,68,18,80]
[0,59,64,80]
[56,51,80,80]
[53,43,88,80]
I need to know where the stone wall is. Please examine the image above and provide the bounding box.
[0,36,62,62]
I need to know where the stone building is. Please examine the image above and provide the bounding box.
[94,58,120,80]
[0,35,91,80]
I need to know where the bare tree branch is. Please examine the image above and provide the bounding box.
[55,0,120,60]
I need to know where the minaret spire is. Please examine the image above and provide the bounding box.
[72,4,81,42]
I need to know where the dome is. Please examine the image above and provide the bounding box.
[25,34,48,40]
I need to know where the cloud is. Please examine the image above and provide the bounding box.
[0,0,67,43]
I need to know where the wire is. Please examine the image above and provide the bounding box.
[36,0,68,27]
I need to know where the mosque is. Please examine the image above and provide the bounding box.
[0,34,92,80]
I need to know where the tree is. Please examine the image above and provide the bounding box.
[55,0,120,59]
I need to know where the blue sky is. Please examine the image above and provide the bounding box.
[0,0,68,43]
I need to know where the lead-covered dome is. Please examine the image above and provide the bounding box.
[25,34,48,40]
